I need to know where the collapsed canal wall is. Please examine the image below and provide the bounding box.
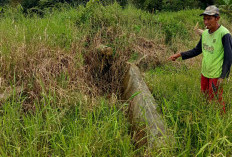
[123,64,169,148]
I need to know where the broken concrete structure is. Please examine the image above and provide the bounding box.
[123,64,167,148]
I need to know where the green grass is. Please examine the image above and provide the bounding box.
[145,63,232,156]
[0,91,136,156]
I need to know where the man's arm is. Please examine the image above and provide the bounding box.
[181,38,202,60]
[220,33,232,79]
[168,38,202,61]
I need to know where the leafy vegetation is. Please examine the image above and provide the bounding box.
[0,0,230,12]
[219,0,232,20]
[130,0,201,12]
[0,2,232,156]
[0,91,134,156]
[145,63,232,156]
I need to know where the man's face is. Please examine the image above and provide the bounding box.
[203,15,219,30]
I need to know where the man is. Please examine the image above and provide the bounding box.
[168,5,232,113]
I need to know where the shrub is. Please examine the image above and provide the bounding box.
[0,0,10,5]
[219,0,232,20]
[130,0,202,12]
[15,0,127,16]
[199,0,215,8]
[130,0,163,12]
[162,0,200,11]
[21,0,39,11]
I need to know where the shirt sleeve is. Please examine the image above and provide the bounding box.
[180,38,202,60]
[220,33,232,79]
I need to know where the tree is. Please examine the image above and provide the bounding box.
[199,0,215,8]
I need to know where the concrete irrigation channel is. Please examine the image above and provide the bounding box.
[123,64,172,149]
[97,45,173,149]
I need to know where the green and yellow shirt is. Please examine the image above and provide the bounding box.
[181,25,232,78]
[201,26,229,78]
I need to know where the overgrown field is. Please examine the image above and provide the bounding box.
[145,63,232,156]
[0,2,232,156]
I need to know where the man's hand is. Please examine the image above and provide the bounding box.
[195,29,204,35]
[194,22,204,36]
[168,53,181,61]
[217,78,224,87]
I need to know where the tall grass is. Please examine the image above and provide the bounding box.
[145,63,232,156]
[1,2,232,156]
[0,89,136,156]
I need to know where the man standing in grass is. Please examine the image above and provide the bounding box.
[168,5,232,113]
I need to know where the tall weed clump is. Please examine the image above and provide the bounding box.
[0,6,86,104]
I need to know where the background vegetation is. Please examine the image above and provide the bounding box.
[0,0,232,12]
[0,0,232,156]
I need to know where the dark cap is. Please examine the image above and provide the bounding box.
[200,5,220,16]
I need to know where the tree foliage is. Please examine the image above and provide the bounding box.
[0,0,10,5]
[130,0,221,12]
[219,0,232,19]
[0,0,231,13]
[0,0,127,14]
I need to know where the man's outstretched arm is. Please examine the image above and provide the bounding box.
[168,38,202,61]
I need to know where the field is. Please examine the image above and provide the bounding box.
[0,2,232,156]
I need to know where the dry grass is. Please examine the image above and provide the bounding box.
[0,23,165,110]
[0,4,214,110]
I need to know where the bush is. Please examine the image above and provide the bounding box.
[21,0,39,10]
[162,0,200,11]
[199,0,215,8]
[18,0,127,15]
[129,0,230,11]
[159,17,189,45]
[0,0,10,5]
[130,0,162,12]
[130,0,202,12]
[219,0,232,20]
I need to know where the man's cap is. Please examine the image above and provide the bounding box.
[200,5,220,16]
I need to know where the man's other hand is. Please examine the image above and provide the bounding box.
[217,78,224,87]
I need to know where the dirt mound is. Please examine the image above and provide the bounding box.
[0,27,166,109]
[132,37,166,70]
[0,43,85,108]
[82,27,130,96]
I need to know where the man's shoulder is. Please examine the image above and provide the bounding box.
[202,26,230,38]
[219,25,230,35]
[202,29,209,36]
